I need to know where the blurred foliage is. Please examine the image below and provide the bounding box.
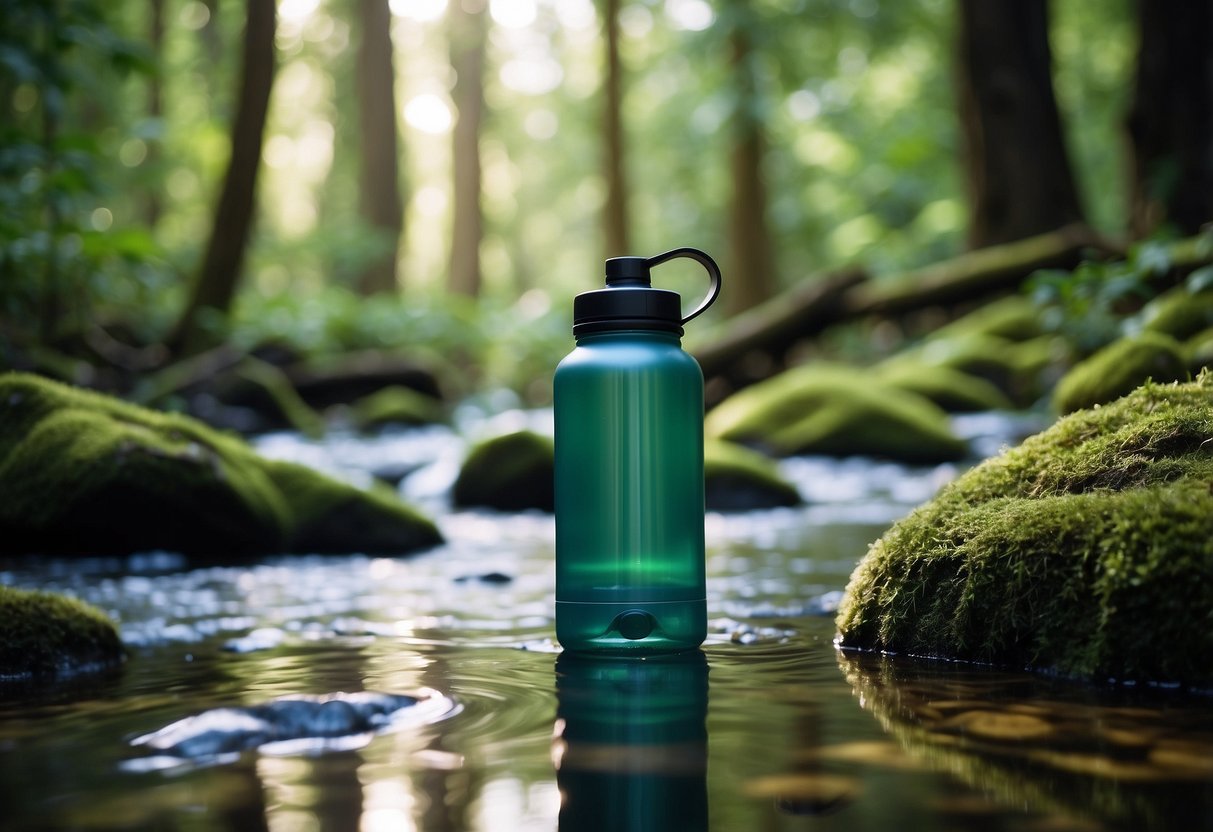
[0,0,1150,399]
[1027,230,1213,355]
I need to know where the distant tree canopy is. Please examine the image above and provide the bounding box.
[1,0,1209,371]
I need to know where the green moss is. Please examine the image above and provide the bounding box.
[1051,332,1188,414]
[349,385,446,431]
[705,364,967,464]
[874,362,1013,413]
[836,374,1213,686]
[0,585,124,679]
[895,333,1059,406]
[704,440,801,511]
[265,460,441,554]
[233,357,326,439]
[0,372,441,557]
[1185,326,1213,375]
[452,430,554,511]
[1140,288,1213,341]
[929,296,1044,343]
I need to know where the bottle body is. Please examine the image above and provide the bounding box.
[554,330,707,654]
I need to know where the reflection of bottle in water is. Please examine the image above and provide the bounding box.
[553,651,709,832]
[554,249,722,654]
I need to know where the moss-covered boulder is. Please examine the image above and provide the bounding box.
[0,373,441,556]
[894,333,1058,406]
[1188,327,1213,375]
[705,364,967,464]
[0,586,125,679]
[348,385,446,431]
[836,375,1213,686]
[929,295,1044,343]
[452,430,554,511]
[1140,287,1213,341]
[705,440,801,511]
[1051,332,1188,414]
[874,362,1013,413]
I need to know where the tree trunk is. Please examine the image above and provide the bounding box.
[355,0,404,295]
[955,0,1085,248]
[146,0,165,228]
[171,0,275,355]
[602,0,630,258]
[448,0,487,297]
[1126,0,1213,237]
[726,22,777,316]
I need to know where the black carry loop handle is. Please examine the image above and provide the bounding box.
[645,247,723,325]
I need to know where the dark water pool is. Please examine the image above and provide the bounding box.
[2,414,1211,831]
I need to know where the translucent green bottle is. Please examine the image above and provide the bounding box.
[554,248,722,654]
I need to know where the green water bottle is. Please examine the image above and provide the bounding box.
[554,247,722,654]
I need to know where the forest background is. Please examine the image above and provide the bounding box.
[2,0,1210,412]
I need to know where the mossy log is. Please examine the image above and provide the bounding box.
[842,223,1110,317]
[836,374,1213,686]
[1051,332,1188,414]
[693,225,1111,393]
[691,267,868,385]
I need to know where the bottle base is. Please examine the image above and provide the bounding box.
[556,599,706,655]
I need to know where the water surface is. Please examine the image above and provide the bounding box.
[2,414,1211,831]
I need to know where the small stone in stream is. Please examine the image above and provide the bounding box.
[130,690,456,760]
[453,572,512,585]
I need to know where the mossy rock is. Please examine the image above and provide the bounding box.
[0,372,441,556]
[705,363,967,464]
[1187,327,1213,375]
[836,375,1213,686]
[704,440,801,511]
[874,362,1013,413]
[0,586,125,679]
[929,296,1044,343]
[348,385,446,431]
[895,333,1057,406]
[452,430,554,512]
[1139,287,1213,341]
[1051,332,1188,415]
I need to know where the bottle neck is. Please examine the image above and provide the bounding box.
[574,329,683,347]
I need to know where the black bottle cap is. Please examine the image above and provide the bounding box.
[572,248,722,338]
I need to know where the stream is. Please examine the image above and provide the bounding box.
[1,408,1211,831]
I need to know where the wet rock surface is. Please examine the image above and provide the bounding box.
[129,690,457,761]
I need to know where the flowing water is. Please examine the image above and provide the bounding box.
[2,410,1212,831]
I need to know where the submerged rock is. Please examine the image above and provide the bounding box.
[1051,332,1188,414]
[704,440,801,511]
[0,373,442,557]
[836,374,1213,686]
[130,690,455,760]
[0,585,124,679]
[705,363,967,464]
[452,430,554,512]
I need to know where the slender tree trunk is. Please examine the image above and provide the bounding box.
[355,0,404,295]
[726,23,777,316]
[603,0,630,258]
[171,0,275,354]
[1126,0,1213,237]
[448,0,487,297]
[146,0,165,227]
[955,0,1085,248]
